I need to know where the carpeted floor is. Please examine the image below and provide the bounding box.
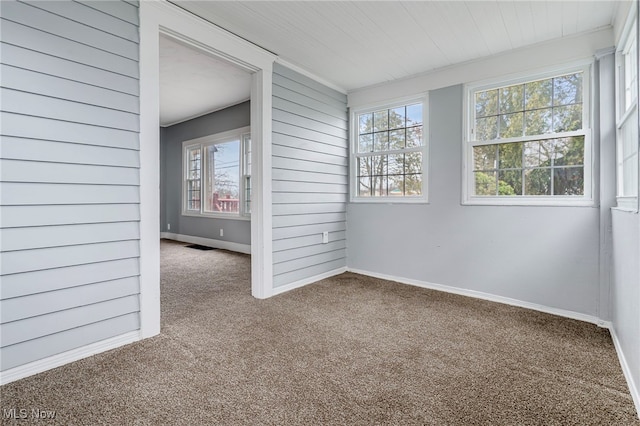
[1,239,638,425]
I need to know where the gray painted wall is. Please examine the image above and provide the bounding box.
[271,63,349,288]
[0,0,141,371]
[347,84,602,317]
[161,102,251,245]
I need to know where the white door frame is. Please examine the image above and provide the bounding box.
[139,0,275,338]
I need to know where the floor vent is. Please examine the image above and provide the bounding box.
[185,244,217,251]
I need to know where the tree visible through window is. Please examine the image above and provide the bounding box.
[353,100,426,200]
[467,67,590,202]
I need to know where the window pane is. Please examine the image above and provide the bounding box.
[374,110,388,132]
[499,112,524,138]
[405,152,422,175]
[206,141,240,213]
[498,142,523,169]
[475,171,497,196]
[553,73,582,106]
[499,84,524,114]
[525,108,552,136]
[359,134,373,152]
[553,167,584,195]
[623,154,639,196]
[524,168,551,195]
[406,103,423,126]
[553,104,582,132]
[476,116,498,141]
[524,141,553,168]
[371,155,387,176]
[498,170,522,195]
[359,113,373,134]
[388,154,404,175]
[371,176,388,196]
[525,79,553,109]
[358,176,371,197]
[405,174,422,196]
[374,132,389,152]
[358,156,370,178]
[389,129,405,150]
[553,136,584,166]
[389,107,406,129]
[388,175,403,196]
[406,127,422,148]
[475,89,498,117]
[473,145,497,170]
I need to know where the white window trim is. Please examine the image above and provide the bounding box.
[181,126,251,220]
[615,2,639,210]
[462,61,594,207]
[350,94,429,204]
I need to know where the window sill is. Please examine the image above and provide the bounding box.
[462,197,595,207]
[181,212,251,221]
[613,197,639,212]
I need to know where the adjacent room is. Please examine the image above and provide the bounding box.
[0,0,638,423]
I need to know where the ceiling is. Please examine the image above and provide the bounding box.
[159,34,251,126]
[161,1,623,125]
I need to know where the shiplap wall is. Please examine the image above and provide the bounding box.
[271,64,348,288]
[0,0,141,372]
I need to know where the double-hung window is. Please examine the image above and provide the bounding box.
[616,9,638,209]
[182,126,251,217]
[351,97,428,202]
[464,65,592,205]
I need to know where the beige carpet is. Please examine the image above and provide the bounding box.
[1,239,638,425]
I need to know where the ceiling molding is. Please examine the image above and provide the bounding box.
[275,58,347,95]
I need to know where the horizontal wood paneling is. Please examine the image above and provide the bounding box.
[1,43,139,95]
[0,0,141,374]
[273,121,347,147]
[1,113,139,149]
[273,249,346,275]
[273,231,346,252]
[2,88,139,131]
[1,277,139,323]
[273,74,345,108]
[2,1,138,60]
[1,137,140,168]
[273,221,347,241]
[1,258,140,299]
[1,204,140,228]
[1,313,140,371]
[2,222,140,251]
[272,109,347,139]
[24,1,139,42]
[1,183,139,205]
[1,159,139,186]
[272,180,348,194]
[273,97,347,130]
[272,212,346,229]
[272,156,347,176]
[273,132,347,156]
[0,19,138,78]
[2,241,140,275]
[272,192,347,204]
[1,295,139,347]
[272,169,348,185]
[273,240,347,264]
[1,65,139,113]
[272,144,348,166]
[273,84,346,119]
[272,202,346,216]
[273,259,346,288]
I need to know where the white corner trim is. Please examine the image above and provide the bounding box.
[609,326,640,419]
[346,268,603,325]
[272,267,347,296]
[161,233,251,255]
[0,331,141,386]
[275,58,347,95]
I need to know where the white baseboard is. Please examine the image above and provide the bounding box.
[272,267,347,296]
[0,331,141,386]
[161,232,251,255]
[346,268,602,325]
[609,327,640,419]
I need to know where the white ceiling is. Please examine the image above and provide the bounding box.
[174,1,622,93]
[159,34,251,126]
[161,1,623,125]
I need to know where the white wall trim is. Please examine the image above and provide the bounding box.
[139,0,276,344]
[276,58,347,95]
[161,232,251,255]
[0,331,141,386]
[272,267,347,296]
[347,268,604,325]
[609,326,640,419]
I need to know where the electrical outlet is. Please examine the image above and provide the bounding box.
[220,229,224,237]
[167,223,170,231]
[322,231,329,244]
